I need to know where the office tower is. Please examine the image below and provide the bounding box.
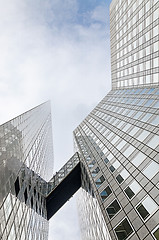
[0,102,54,240]
[74,0,159,239]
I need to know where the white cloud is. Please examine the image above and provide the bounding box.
[91,3,110,24]
[0,0,111,239]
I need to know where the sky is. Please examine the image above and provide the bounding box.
[0,0,112,239]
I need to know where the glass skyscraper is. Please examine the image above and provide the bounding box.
[0,0,159,240]
[0,102,53,239]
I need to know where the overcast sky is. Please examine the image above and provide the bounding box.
[0,0,112,239]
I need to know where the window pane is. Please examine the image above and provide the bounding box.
[132,152,146,167]
[116,174,124,184]
[115,218,133,240]
[116,140,127,150]
[129,126,140,136]
[110,165,116,172]
[91,167,100,177]
[137,196,158,220]
[144,99,154,107]
[151,115,159,126]
[153,101,159,108]
[142,113,152,122]
[106,200,121,219]
[95,176,105,187]
[125,187,135,199]
[142,197,158,215]
[137,204,150,220]
[143,161,159,179]
[113,160,120,169]
[88,160,96,168]
[123,145,135,157]
[137,130,150,141]
[130,181,141,194]
[100,186,112,201]
[153,227,159,240]
[104,158,109,164]
[147,135,159,149]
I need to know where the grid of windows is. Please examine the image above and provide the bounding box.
[74,0,159,239]
[110,0,159,89]
[74,86,159,239]
[0,102,53,240]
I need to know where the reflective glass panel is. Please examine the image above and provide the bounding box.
[137,196,158,220]
[106,200,121,219]
[137,130,150,141]
[147,135,159,149]
[115,218,133,240]
[95,176,105,188]
[153,227,159,240]
[100,186,112,201]
[143,161,159,179]
[123,146,135,157]
[132,152,146,167]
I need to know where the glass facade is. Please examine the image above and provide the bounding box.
[0,102,53,240]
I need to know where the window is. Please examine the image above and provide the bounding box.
[144,99,154,107]
[123,145,135,158]
[151,115,159,125]
[91,167,100,177]
[147,88,155,94]
[100,186,112,201]
[116,140,127,150]
[3,194,12,220]
[137,130,150,142]
[142,113,152,122]
[154,101,159,108]
[116,174,124,184]
[136,196,158,220]
[107,153,114,161]
[95,175,105,188]
[147,135,159,149]
[143,161,159,179]
[113,160,120,169]
[122,124,131,132]
[116,169,129,184]
[106,200,121,219]
[125,181,141,199]
[115,218,133,240]
[153,226,159,240]
[133,111,142,119]
[111,135,120,144]
[136,99,145,106]
[104,158,109,164]
[129,126,140,136]
[88,160,96,168]
[110,165,115,172]
[131,152,146,167]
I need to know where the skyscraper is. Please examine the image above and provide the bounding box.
[0,0,159,240]
[0,102,54,239]
[74,0,159,239]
